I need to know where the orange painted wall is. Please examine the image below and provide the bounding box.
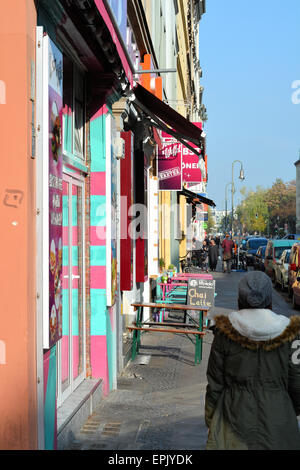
[0,1,37,449]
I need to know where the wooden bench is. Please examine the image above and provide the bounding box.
[127,302,209,365]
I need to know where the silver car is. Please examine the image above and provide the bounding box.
[274,249,291,291]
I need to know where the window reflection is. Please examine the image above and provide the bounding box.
[62,56,85,160]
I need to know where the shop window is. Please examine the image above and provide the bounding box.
[63,56,86,162]
[74,72,84,157]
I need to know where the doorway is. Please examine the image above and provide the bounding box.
[57,173,86,406]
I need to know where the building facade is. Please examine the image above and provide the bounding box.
[0,0,210,450]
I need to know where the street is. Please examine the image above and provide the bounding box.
[62,263,298,451]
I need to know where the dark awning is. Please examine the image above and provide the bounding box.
[128,84,204,158]
[180,188,216,207]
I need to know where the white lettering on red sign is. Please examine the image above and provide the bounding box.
[158,167,181,180]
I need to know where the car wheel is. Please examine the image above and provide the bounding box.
[292,293,298,310]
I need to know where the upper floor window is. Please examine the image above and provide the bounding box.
[63,55,85,161]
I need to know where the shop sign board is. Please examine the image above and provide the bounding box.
[187,278,215,310]
[181,122,203,183]
[158,131,182,191]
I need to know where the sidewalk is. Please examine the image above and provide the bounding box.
[66,328,213,450]
[64,266,295,450]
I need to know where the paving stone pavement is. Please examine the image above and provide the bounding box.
[67,329,213,451]
[65,264,298,451]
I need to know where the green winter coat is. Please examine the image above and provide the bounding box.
[205,311,300,450]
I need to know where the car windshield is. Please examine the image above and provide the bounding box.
[261,246,266,256]
[249,240,267,249]
[274,246,291,259]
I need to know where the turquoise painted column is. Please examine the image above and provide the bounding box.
[44,347,57,450]
[89,109,110,394]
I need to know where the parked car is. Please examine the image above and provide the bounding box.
[244,238,268,266]
[264,239,295,284]
[253,245,266,271]
[282,234,300,240]
[274,249,291,291]
[240,235,256,249]
[288,244,300,306]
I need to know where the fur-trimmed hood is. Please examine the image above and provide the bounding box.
[214,310,300,351]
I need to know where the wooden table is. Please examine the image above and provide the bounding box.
[127,302,209,365]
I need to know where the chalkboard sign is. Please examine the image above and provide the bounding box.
[187,278,215,309]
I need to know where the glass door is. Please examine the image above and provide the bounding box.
[57,173,85,406]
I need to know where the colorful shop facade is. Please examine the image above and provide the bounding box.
[0,0,208,450]
[35,0,142,449]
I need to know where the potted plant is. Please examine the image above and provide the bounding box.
[167,264,177,277]
[159,258,165,273]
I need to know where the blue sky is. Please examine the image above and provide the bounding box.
[199,0,300,210]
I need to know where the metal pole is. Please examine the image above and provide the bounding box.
[225,182,232,233]
[134,68,177,74]
[231,165,235,236]
[225,187,228,232]
[231,160,245,236]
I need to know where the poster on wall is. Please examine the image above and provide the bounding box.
[106,115,118,307]
[37,35,63,349]
[48,39,63,348]
[158,131,182,191]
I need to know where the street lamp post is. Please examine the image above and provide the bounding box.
[231,160,245,236]
[225,182,232,233]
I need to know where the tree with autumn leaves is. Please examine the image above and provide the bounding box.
[234,179,296,236]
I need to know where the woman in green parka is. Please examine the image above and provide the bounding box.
[205,271,300,450]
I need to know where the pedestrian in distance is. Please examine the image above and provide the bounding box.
[202,240,209,273]
[204,236,211,246]
[208,239,219,272]
[205,271,300,450]
[192,237,202,267]
[221,234,234,273]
